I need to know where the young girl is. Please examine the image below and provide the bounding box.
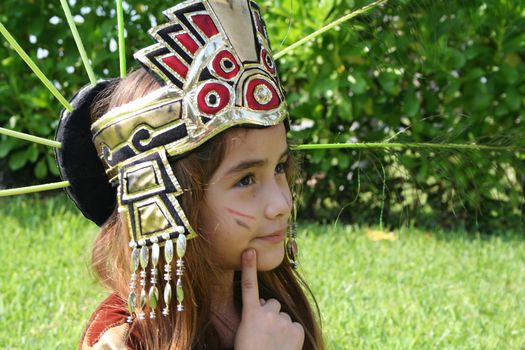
[58,1,324,349]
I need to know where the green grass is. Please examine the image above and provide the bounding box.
[0,195,524,349]
[301,226,525,349]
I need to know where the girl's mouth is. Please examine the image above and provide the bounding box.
[257,228,286,243]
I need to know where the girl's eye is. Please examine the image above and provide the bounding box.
[275,162,286,174]
[235,174,255,187]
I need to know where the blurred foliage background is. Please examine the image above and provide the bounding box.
[0,0,524,231]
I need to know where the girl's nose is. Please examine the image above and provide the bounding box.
[264,179,292,220]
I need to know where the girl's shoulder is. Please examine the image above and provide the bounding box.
[79,293,142,350]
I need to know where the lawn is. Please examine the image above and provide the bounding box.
[0,195,524,349]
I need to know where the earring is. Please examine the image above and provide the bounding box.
[286,198,299,269]
[286,222,299,269]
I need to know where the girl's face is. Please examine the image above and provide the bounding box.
[202,123,292,271]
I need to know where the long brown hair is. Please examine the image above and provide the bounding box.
[89,69,324,349]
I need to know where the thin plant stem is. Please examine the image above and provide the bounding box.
[0,181,70,197]
[275,0,388,60]
[59,0,97,85]
[379,162,386,230]
[0,22,73,112]
[116,0,127,78]
[292,142,523,153]
[0,127,61,148]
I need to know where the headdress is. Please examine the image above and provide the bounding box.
[0,0,393,325]
[58,0,288,321]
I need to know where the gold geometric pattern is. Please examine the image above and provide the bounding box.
[118,149,196,246]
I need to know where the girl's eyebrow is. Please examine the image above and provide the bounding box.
[223,148,289,177]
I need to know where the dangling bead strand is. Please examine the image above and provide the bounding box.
[162,233,174,316]
[138,241,149,320]
[127,243,140,323]
[175,229,187,312]
[149,239,160,319]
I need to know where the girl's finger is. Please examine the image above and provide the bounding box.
[279,311,292,322]
[263,298,281,313]
[240,249,259,310]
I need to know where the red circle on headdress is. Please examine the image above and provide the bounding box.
[245,78,280,110]
[261,49,276,75]
[212,50,240,80]
[197,82,231,115]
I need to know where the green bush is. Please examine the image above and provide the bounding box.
[265,0,525,231]
[0,0,523,231]
[0,1,168,180]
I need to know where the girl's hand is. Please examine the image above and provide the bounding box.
[234,249,305,350]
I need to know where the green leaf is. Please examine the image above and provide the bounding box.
[337,98,352,120]
[363,97,374,116]
[499,65,518,85]
[464,68,485,81]
[444,48,466,69]
[1,56,13,67]
[494,104,509,117]
[29,95,50,109]
[0,138,14,158]
[8,149,28,171]
[34,159,48,179]
[311,149,327,164]
[47,154,60,176]
[473,91,491,111]
[444,80,461,102]
[337,153,350,170]
[378,72,400,96]
[348,73,368,95]
[504,87,521,111]
[403,88,420,117]
[26,145,39,163]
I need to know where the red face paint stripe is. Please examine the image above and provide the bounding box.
[226,208,256,221]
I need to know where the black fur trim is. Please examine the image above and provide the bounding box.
[55,80,118,227]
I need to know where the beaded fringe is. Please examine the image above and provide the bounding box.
[127,227,187,323]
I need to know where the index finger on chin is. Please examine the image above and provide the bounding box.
[241,248,259,310]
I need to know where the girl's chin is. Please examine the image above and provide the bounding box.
[255,248,285,271]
